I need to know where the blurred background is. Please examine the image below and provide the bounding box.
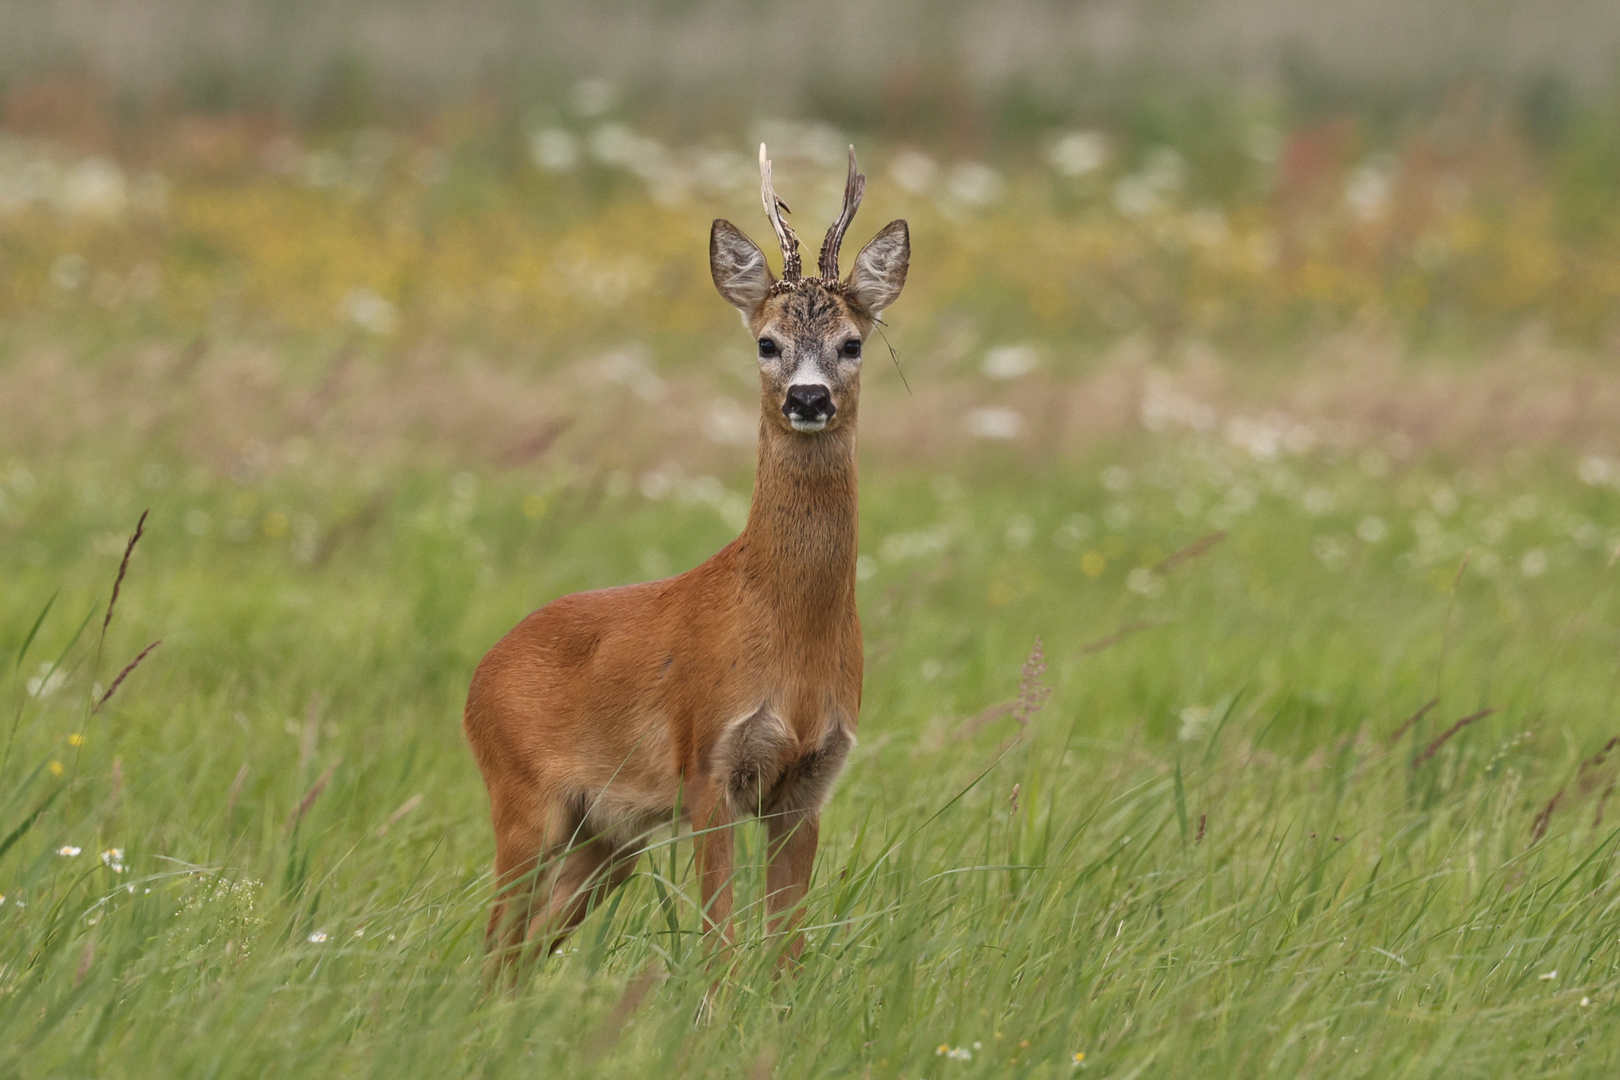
[10,10,1620,1073]
[5,0,1620,486]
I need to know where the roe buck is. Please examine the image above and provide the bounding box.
[464,145,909,968]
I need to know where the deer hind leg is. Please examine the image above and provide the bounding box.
[485,792,572,973]
[526,832,643,954]
[486,791,641,974]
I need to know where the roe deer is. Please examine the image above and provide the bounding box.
[464,145,909,969]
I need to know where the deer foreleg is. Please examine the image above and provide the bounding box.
[690,783,737,947]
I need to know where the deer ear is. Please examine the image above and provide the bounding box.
[710,219,774,315]
[846,220,909,318]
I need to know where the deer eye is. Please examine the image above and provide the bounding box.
[842,338,862,358]
[758,338,778,357]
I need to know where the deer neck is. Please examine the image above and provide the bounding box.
[738,414,859,631]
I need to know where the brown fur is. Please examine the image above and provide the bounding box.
[463,184,909,972]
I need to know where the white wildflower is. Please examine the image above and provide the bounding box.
[982,345,1038,380]
[1313,535,1350,570]
[1344,158,1394,221]
[339,288,397,335]
[889,150,938,194]
[1302,486,1335,515]
[1004,515,1035,549]
[1126,567,1164,598]
[965,407,1024,441]
[27,664,66,698]
[1048,131,1109,177]
[944,162,1003,208]
[529,129,580,172]
[1179,706,1213,741]
[1578,456,1613,487]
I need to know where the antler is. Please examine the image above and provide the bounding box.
[817,145,866,282]
[759,143,801,281]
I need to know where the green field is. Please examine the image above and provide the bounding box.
[7,50,1620,1074]
[5,422,1620,1077]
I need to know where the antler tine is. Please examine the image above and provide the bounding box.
[759,143,801,280]
[817,145,866,282]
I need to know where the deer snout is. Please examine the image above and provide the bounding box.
[783,384,836,432]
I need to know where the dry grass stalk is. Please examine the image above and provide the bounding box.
[92,639,161,715]
[1573,736,1620,828]
[745,1047,777,1080]
[1387,697,1439,747]
[376,792,424,837]
[1195,813,1207,845]
[1152,531,1226,575]
[582,963,664,1061]
[1531,789,1565,843]
[1413,707,1496,766]
[1451,552,1473,591]
[74,939,95,986]
[1578,736,1620,776]
[226,762,250,817]
[501,417,574,465]
[1012,637,1051,730]
[294,344,357,424]
[309,489,392,570]
[288,760,340,830]
[100,509,148,644]
[1079,619,1165,656]
[298,694,321,777]
[955,638,1052,742]
[952,701,1015,742]
[1528,736,1620,839]
[1594,782,1616,831]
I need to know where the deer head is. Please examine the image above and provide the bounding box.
[710,145,909,436]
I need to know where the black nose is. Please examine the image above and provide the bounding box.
[783,384,835,422]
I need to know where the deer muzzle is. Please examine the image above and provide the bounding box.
[783,384,836,432]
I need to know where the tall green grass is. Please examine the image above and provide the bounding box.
[3,435,1619,1077]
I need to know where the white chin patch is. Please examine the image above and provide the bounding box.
[789,417,828,433]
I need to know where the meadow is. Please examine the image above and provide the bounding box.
[5,88,1620,1078]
